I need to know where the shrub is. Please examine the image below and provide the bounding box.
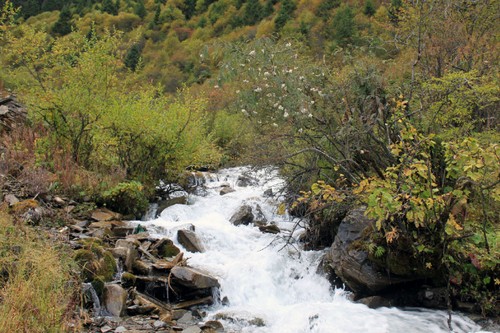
[100,181,149,218]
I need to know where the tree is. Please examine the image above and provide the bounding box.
[135,0,146,19]
[52,6,73,36]
[274,0,295,31]
[124,43,142,71]
[332,5,356,46]
[364,0,375,17]
[263,0,273,17]
[102,0,118,14]
[243,0,263,25]
[153,4,161,25]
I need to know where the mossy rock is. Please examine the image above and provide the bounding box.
[73,246,117,282]
[121,272,136,288]
[152,238,180,258]
[91,276,106,297]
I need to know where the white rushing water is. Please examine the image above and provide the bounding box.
[140,166,487,333]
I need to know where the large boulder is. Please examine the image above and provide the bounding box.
[327,208,413,295]
[103,284,128,317]
[170,266,220,289]
[177,229,205,253]
[229,205,254,226]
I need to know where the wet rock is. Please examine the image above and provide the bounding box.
[327,208,415,294]
[171,266,220,289]
[150,238,181,258]
[219,187,235,196]
[201,320,224,332]
[91,208,122,222]
[114,326,127,333]
[236,174,257,187]
[177,229,205,253]
[172,309,188,320]
[173,296,214,310]
[177,312,194,324]
[229,205,254,226]
[258,224,280,234]
[103,284,128,317]
[263,188,273,197]
[112,240,139,272]
[132,259,153,275]
[357,296,392,309]
[253,204,267,225]
[157,196,188,216]
[121,272,137,288]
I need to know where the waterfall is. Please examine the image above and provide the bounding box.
[140,166,485,333]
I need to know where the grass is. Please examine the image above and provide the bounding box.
[0,207,80,332]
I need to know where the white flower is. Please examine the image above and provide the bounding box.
[283,111,289,118]
[308,113,313,118]
[273,123,278,127]
[243,79,249,83]
[249,50,256,56]
[286,42,291,47]
[236,90,240,94]
[264,71,270,76]
[241,109,248,115]
[214,85,219,89]
[298,128,303,133]
[254,87,262,92]
[278,105,284,110]
[281,84,286,89]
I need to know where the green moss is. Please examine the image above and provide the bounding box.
[121,272,136,288]
[91,276,105,297]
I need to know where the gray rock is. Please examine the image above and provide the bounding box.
[263,188,273,197]
[103,284,128,317]
[236,174,256,187]
[182,326,201,333]
[253,204,267,225]
[4,194,19,206]
[100,325,113,333]
[357,296,392,309]
[229,205,254,226]
[153,320,166,328]
[177,311,194,324]
[219,187,235,195]
[327,208,414,294]
[258,224,280,234]
[201,320,224,332]
[177,229,205,253]
[171,266,220,289]
[157,196,188,216]
[114,326,127,332]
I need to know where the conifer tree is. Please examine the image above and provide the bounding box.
[102,0,118,15]
[263,0,274,17]
[243,0,263,25]
[52,6,73,36]
[124,43,142,71]
[135,0,147,19]
[274,0,295,31]
[332,5,356,46]
[364,0,375,17]
[153,4,161,25]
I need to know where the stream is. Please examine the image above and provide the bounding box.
[140,166,487,333]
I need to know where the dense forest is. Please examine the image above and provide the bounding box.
[0,0,498,330]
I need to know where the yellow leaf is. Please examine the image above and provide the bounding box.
[277,203,286,215]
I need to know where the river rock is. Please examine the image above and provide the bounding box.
[103,284,128,317]
[357,295,392,309]
[258,224,280,234]
[229,205,254,226]
[157,195,188,216]
[201,320,224,332]
[150,238,181,258]
[219,186,235,195]
[91,208,122,221]
[327,208,413,294]
[236,174,257,187]
[177,229,205,253]
[171,266,220,289]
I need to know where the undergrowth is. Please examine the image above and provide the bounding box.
[0,208,80,332]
